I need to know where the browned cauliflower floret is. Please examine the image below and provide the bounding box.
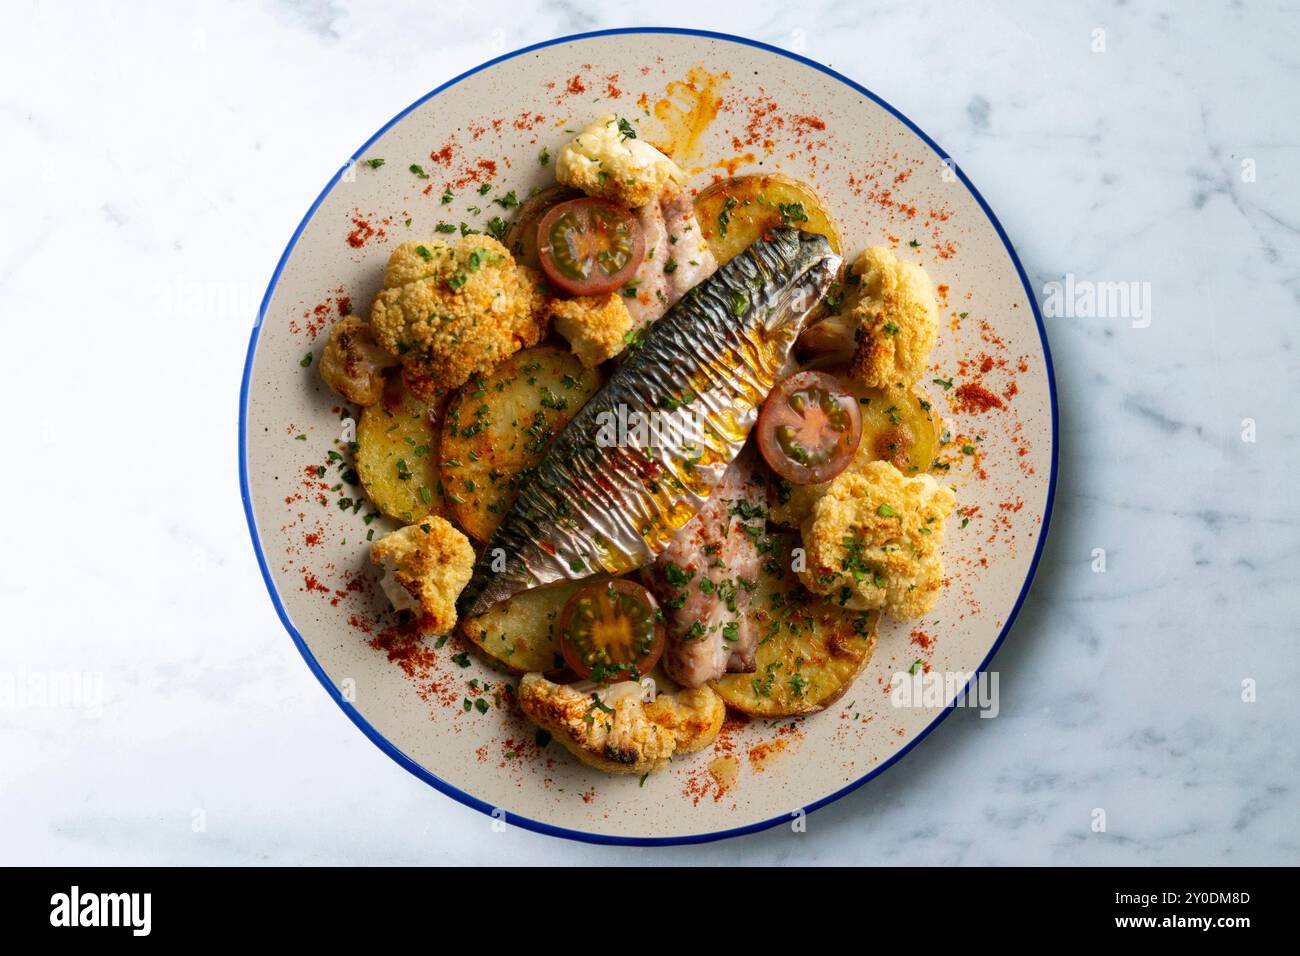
[518,674,725,775]
[548,292,634,367]
[799,247,938,388]
[369,237,549,393]
[318,316,398,406]
[369,517,475,634]
[799,461,956,620]
[556,115,685,209]
[846,246,938,388]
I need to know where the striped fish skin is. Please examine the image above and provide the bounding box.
[458,228,840,619]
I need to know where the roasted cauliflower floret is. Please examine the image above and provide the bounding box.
[518,673,725,775]
[369,518,475,634]
[846,246,938,388]
[548,292,634,367]
[799,460,956,620]
[369,237,549,393]
[556,115,685,209]
[318,316,398,406]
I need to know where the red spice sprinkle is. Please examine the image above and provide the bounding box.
[302,571,330,594]
[346,217,375,248]
[952,382,1005,414]
[565,75,585,95]
[430,142,455,166]
[449,158,498,189]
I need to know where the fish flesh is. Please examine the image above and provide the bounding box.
[457,228,839,619]
[623,185,718,330]
[623,198,670,329]
[651,446,767,687]
[659,186,717,303]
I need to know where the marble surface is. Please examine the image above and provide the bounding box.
[3,0,1297,865]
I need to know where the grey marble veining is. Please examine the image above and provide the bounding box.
[1,0,1297,864]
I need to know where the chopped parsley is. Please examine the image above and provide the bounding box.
[778,201,808,223]
[718,196,737,237]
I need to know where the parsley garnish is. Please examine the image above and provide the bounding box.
[778,201,808,223]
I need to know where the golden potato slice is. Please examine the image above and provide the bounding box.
[439,346,603,541]
[502,184,579,269]
[711,536,877,717]
[460,580,583,674]
[768,376,942,527]
[694,174,841,265]
[858,384,942,478]
[355,377,447,523]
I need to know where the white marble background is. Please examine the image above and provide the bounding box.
[2,0,1297,865]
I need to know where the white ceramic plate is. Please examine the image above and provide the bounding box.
[240,28,1057,844]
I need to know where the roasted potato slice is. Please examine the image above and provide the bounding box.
[859,385,941,477]
[768,376,942,527]
[459,580,583,674]
[711,536,877,717]
[694,174,841,266]
[355,376,447,523]
[503,184,579,269]
[439,346,603,541]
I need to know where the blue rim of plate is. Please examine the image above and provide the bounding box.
[239,26,1059,847]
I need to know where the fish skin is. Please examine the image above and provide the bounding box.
[457,228,839,619]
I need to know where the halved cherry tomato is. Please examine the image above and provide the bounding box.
[756,371,862,485]
[557,578,664,683]
[537,198,645,296]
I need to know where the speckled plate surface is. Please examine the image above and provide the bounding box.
[240,28,1057,844]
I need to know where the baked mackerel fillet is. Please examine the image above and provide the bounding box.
[457,228,839,619]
